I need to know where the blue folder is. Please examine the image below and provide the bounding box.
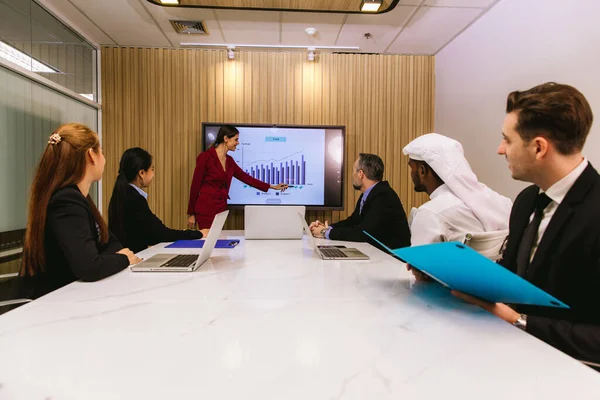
[364,231,569,309]
[165,239,240,249]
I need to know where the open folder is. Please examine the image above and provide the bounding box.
[165,239,240,249]
[364,231,569,309]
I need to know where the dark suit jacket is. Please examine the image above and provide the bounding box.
[115,185,203,253]
[329,181,411,251]
[21,185,129,298]
[187,147,270,229]
[500,163,600,362]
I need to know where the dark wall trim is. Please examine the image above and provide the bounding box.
[0,229,25,253]
[0,252,21,263]
[144,0,400,15]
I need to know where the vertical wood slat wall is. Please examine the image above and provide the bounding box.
[101,48,433,230]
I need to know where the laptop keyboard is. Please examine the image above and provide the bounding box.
[161,254,199,268]
[319,248,348,258]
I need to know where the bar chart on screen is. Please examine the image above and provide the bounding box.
[243,151,307,186]
[229,128,326,205]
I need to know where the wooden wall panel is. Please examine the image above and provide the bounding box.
[101,48,432,230]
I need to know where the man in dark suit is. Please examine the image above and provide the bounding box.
[308,153,411,251]
[453,82,600,364]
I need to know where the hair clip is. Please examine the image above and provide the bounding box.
[48,133,62,145]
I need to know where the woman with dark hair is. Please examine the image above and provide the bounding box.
[21,123,140,295]
[109,147,208,253]
[187,125,288,229]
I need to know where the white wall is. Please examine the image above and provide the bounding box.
[435,0,600,200]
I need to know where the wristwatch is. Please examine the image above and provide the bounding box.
[319,227,328,238]
[513,314,527,330]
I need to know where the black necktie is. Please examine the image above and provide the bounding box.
[516,192,553,276]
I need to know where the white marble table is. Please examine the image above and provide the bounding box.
[1,231,599,399]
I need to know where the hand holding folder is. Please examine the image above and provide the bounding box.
[364,231,568,309]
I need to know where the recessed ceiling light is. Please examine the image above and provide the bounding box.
[160,0,179,4]
[361,0,382,12]
[305,27,318,37]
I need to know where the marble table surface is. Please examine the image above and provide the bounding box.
[0,231,599,399]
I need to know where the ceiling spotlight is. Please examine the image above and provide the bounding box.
[307,48,315,61]
[227,46,235,60]
[159,0,180,4]
[305,27,318,37]
[361,0,382,12]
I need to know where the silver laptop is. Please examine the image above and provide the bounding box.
[131,210,229,272]
[297,213,370,260]
[245,206,306,239]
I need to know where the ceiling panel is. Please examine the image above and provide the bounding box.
[424,0,496,7]
[336,5,417,53]
[215,10,280,44]
[33,0,501,54]
[281,13,345,46]
[36,0,115,45]
[143,2,225,44]
[387,6,483,54]
[69,0,170,46]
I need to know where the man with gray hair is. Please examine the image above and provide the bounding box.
[309,153,411,251]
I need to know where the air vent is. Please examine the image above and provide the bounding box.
[170,20,209,35]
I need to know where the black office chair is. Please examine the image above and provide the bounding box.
[0,273,33,316]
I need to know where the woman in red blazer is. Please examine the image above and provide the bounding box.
[187,125,288,229]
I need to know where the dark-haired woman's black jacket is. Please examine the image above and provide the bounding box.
[112,185,203,253]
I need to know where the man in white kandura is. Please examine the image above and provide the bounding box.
[403,133,513,279]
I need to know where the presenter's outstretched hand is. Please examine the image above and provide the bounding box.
[270,184,288,192]
[200,228,210,238]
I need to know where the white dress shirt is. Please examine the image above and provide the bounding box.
[410,184,485,246]
[529,157,588,261]
[129,183,148,200]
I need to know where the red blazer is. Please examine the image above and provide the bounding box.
[187,147,270,228]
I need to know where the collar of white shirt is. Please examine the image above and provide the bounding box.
[542,157,588,205]
[129,183,148,200]
[429,183,452,200]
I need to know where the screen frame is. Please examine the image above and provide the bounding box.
[201,123,346,211]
